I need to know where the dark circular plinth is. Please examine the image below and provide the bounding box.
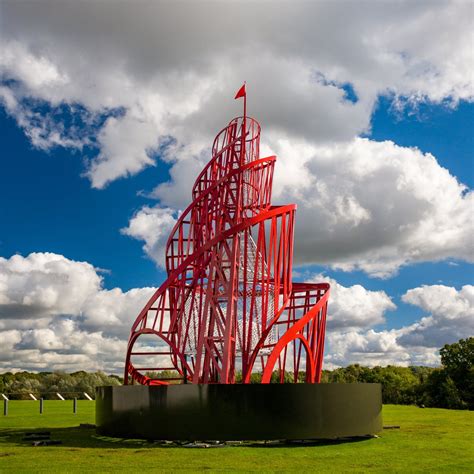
[96,383,382,441]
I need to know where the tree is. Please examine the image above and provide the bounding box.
[439,337,474,409]
[424,369,466,409]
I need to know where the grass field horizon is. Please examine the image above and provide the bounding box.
[0,401,473,472]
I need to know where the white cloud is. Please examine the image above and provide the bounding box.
[1,1,472,276]
[276,138,473,277]
[0,40,69,90]
[0,254,471,371]
[324,329,440,369]
[305,274,410,367]
[399,284,474,348]
[0,252,156,372]
[325,284,474,368]
[0,83,93,151]
[121,206,177,268]
[312,274,396,330]
[402,284,474,320]
[0,252,101,316]
[1,0,472,187]
[81,286,156,338]
[129,136,473,276]
[86,114,159,189]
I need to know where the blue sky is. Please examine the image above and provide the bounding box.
[0,1,472,373]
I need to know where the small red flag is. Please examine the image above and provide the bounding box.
[234,84,246,100]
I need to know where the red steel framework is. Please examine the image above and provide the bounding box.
[124,87,330,385]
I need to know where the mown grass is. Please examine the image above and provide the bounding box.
[0,401,473,472]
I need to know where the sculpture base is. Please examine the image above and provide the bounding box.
[96,383,382,441]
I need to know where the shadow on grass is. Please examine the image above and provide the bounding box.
[0,427,376,450]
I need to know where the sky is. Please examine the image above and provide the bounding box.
[0,0,473,374]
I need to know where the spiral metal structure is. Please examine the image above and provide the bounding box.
[124,111,330,385]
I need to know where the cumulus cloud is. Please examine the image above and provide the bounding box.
[275,138,473,277]
[86,114,160,189]
[1,254,471,371]
[81,286,158,337]
[305,274,412,367]
[399,284,474,348]
[121,206,177,268]
[0,253,155,372]
[299,273,435,368]
[1,1,472,276]
[325,284,474,368]
[1,0,472,184]
[311,274,396,330]
[324,329,440,369]
[0,252,101,318]
[129,136,473,276]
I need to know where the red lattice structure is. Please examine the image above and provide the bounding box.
[124,87,330,385]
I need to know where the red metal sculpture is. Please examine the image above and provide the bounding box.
[124,86,330,385]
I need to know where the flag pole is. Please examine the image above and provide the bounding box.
[242,82,246,166]
[243,81,247,122]
[234,82,247,166]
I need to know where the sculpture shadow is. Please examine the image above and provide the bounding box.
[0,427,376,450]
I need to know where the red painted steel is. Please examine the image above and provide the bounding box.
[124,92,330,385]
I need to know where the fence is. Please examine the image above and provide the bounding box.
[2,391,94,416]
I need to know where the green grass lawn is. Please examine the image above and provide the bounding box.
[0,401,473,472]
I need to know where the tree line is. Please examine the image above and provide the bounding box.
[1,338,472,409]
[0,370,121,399]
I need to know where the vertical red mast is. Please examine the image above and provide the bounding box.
[235,82,246,166]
